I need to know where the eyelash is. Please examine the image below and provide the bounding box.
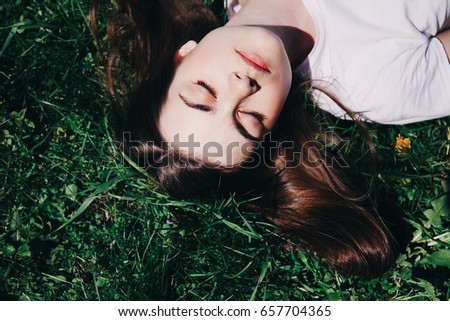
[196,80,217,98]
[240,110,265,124]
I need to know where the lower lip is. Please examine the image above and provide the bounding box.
[236,50,271,73]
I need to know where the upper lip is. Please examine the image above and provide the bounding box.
[236,50,271,73]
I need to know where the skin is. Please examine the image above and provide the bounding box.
[158,0,316,167]
[159,26,292,167]
[436,29,450,62]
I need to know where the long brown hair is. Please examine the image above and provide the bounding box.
[89,0,410,277]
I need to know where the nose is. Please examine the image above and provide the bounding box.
[231,72,259,98]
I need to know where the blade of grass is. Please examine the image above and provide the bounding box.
[250,255,270,301]
[1,20,52,57]
[213,212,263,241]
[53,175,122,232]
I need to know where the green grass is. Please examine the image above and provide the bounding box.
[1,0,449,301]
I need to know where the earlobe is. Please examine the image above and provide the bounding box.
[176,40,198,61]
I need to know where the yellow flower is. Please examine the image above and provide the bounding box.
[54,127,67,143]
[395,134,411,154]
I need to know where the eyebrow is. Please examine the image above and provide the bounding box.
[179,94,259,141]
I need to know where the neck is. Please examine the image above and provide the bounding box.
[225,0,316,67]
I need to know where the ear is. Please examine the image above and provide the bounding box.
[176,40,198,62]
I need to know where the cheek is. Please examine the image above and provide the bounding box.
[260,84,290,128]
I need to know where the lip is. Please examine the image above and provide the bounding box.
[236,50,271,73]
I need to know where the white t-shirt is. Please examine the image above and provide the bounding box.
[299,0,450,124]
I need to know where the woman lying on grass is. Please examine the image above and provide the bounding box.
[89,0,450,278]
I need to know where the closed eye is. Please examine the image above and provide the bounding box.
[179,94,213,112]
[239,110,266,124]
[197,80,217,99]
[250,112,264,124]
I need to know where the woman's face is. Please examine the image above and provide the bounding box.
[158,26,292,167]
